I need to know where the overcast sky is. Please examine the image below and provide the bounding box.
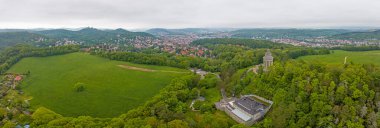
[0,0,380,29]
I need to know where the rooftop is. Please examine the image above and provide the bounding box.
[234,97,267,116]
[15,75,22,81]
[231,109,252,121]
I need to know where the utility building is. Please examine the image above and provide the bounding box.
[215,95,273,126]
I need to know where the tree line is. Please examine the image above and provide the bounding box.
[0,45,80,74]
[333,46,380,51]
[92,44,330,75]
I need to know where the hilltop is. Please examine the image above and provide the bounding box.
[146,28,232,36]
[231,29,350,40]
[34,27,155,44]
[0,28,155,48]
[329,30,380,40]
[0,32,53,48]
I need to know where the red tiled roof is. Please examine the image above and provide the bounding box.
[15,76,22,81]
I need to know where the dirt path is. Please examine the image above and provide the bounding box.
[117,65,188,73]
[118,65,155,72]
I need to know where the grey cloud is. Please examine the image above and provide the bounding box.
[0,0,379,28]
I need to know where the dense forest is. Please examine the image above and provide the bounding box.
[225,61,380,127]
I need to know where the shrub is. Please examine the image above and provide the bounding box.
[74,83,85,92]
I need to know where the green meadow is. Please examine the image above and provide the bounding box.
[7,52,190,117]
[297,50,380,66]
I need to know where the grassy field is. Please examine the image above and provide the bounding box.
[297,50,380,66]
[7,52,190,117]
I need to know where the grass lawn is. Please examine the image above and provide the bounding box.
[297,50,380,66]
[204,87,221,103]
[7,52,190,117]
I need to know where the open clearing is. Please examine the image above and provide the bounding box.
[297,50,380,66]
[7,52,190,117]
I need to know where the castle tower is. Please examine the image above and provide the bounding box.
[263,49,273,71]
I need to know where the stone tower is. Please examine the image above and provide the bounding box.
[263,49,273,71]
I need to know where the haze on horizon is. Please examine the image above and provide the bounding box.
[0,0,380,29]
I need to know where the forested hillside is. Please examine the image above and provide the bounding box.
[0,28,155,49]
[34,28,155,44]
[0,32,53,48]
[330,30,380,40]
[225,61,380,127]
[231,29,349,40]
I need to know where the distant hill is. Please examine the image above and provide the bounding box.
[0,28,155,48]
[231,29,350,40]
[0,32,53,48]
[0,28,55,33]
[146,28,233,36]
[34,28,155,44]
[191,38,292,49]
[146,28,181,35]
[329,30,380,40]
[0,29,31,33]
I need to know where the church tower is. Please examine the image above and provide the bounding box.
[263,49,273,71]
